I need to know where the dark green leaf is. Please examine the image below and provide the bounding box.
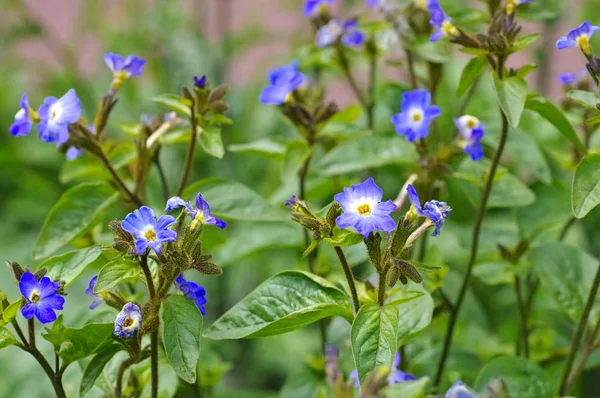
[492,75,528,128]
[152,94,192,116]
[228,139,286,160]
[572,154,600,219]
[474,357,552,398]
[94,257,141,292]
[58,323,114,365]
[0,327,18,350]
[351,303,399,384]
[204,271,353,339]
[33,182,119,260]
[39,246,102,286]
[199,126,225,159]
[79,344,122,397]
[457,57,487,97]
[161,295,203,383]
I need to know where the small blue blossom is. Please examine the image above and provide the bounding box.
[316,19,365,48]
[165,193,226,229]
[334,177,396,239]
[85,275,103,310]
[194,75,207,88]
[407,184,451,237]
[175,274,207,316]
[19,272,64,324]
[285,195,300,209]
[445,380,474,398]
[114,303,142,338]
[454,115,484,161]
[37,89,82,146]
[365,0,378,6]
[304,0,335,17]
[429,5,458,42]
[391,89,441,142]
[556,21,600,55]
[259,61,304,105]
[349,352,414,388]
[121,206,177,255]
[9,93,33,137]
[104,53,146,88]
[415,0,440,12]
[507,0,532,15]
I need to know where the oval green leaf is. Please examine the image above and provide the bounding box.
[39,246,102,286]
[0,327,18,350]
[457,57,487,97]
[492,75,528,128]
[58,323,115,365]
[199,126,225,159]
[94,257,141,292]
[572,154,600,219]
[79,344,122,397]
[474,356,552,398]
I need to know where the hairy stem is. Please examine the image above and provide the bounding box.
[150,330,159,398]
[378,264,390,307]
[140,254,156,300]
[334,246,360,314]
[176,101,198,196]
[514,275,529,358]
[115,356,137,398]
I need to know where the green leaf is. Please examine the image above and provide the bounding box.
[79,344,122,397]
[94,257,141,292]
[474,357,552,398]
[383,377,429,398]
[567,89,600,110]
[1,300,22,326]
[228,138,286,160]
[281,140,313,183]
[516,64,537,78]
[317,135,417,176]
[152,94,192,116]
[279,371,327,398]
[322,228,364,247]
[199,126,225,159]
[39,246,102,286]
[160,295,203,383]
[492,75,528,128]
[457,57,487,97]
[42,315,66,351]
[328,105,362,124]
[525,94,586,154]
[351,303,399,384]
[572,154,600,219]
[505,128,551,185]
[0,327,18,350]
[204,271,353,339]
[33,182,119,260]
[511,33,541,53]
[182,178,287,221]
[58,323,114,365]
[391,283,434,345]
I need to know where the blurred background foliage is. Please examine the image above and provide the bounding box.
[1,0,600,396]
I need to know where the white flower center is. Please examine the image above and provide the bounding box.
[49,103,63,121]
[15,109,26,119]
[410,109,424,124]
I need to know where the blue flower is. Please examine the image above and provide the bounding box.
[556,21,600,55]
[445,380,474,398]
[121,206,177,255]
[37,89,82,146]
[194,75,207,88]
[19,272,64,324]
[165,193,226,229]
[429,5,458,42]
[407,184,451,237]
[10,93,33,137]
[316,19,365,48]
[259,61,304,105]
[414,0,440,12]
[391,89,441,142]
[175,274,207,316]
[334,177,396,239]
[349,352,414,388]
[559,67,588,85]
[366,0,378,6]
[114,302,142,338]
[85,275,103,310]
[507,0,532,14]
[66,125,94,161]
[285,195,300,208]
[304,0,335,17]
[454,115,484,161]
[104,53,146,88]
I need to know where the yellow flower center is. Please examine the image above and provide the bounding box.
[284,93,295,104]
[144,229,157,242]
[506,0,516,14]
[412,112,422,122]
[357,203,371,216]
[317,3,329,14]
[190,211,204,230]
[442,21,458,37]
[30,290,40,304]
[123,317,134,328]
[466,118,477,129]
[415,0,427,9]
[577,35,591,55]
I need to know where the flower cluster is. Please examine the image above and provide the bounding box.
[316,19,365,48]
[259,61,305,105]
[165,193,227,230]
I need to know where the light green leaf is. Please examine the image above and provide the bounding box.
[33,182,119,260]
[182,178,287,221]
[572,154,600,219]
[204,271,353,339]
[516,64,537,78]
[39,246,102,286]
[351,303,399,384]
[160,295,203,383]
[322,228,364,247]
[59,142,137,184]
[1,301,22,326]
[317,135,417,176]
[505,128,551,185]
[391,283,433,345]
[328,105,362,124]
[0,327,18,350]
[79,344,122,397]
[199,126,225,159]
[152,94,192,116]
[228,138,286,160]
[58,323,114,365]
[493,75,528,128]
[383,377,429,398]
[567,89,600,110]
[281,140,312,183]
[474,357,552,398]
[94,257,141,292]
[525,94,586,154]
[279,371,327,398]
[511,33,541,53]
[457,57,487,97]
[42,315,66,351]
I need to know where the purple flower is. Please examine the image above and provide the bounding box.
[334,177,396,238]
[104,53,146,87]
[9,93,32,137]
[445,380,474,398]
[66,125,94,161]
[315,19,365,48]
[454,115,484,161]
[114,303,142,338]
[37,89,82,146]
[19,272,64,324]
[429,5,458,42]
[285,195,300,208]
[175,274,207,316]
[85,275,103,310]
[121,206,177,255]
[556,21,600,55]
[194,75,207,88]
[165,193,226,229]
[391,89,441,142]
[349,352,414,388]
[304,0,335,17]
[507,0,532,14]
[407,184,451,236]
[366,0,379,6]
[259,61,304,105]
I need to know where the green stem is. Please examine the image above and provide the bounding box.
[115,356,137,398]
[176,100,198,196]
[150,330,159,398]
[558,258,600,395]
[336,45,369,113]
[96,149,144,207]
[140,254,156,300]
[366,43,377,130]
[334,246,360,314]
[514,275,529,358]
[153,149,170,201]
[378,264,390,307]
